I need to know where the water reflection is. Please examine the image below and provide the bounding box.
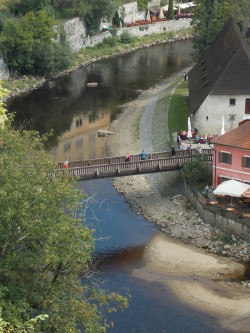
[8,40,194,162]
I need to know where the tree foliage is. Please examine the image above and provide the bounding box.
[137,0,148,11]
[0,91,128,331]
[84,0,115,36]
[0,10,72,75]
[191,0,250,54]
[167,0,174,20]
[181,154,212,183]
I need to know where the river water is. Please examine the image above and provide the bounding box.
[8,40,229,332]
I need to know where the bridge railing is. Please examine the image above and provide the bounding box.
[57,148,212,169]
[53,153,212,180]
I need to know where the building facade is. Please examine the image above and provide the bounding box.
[212,120,250,187]
[188,18,250,136]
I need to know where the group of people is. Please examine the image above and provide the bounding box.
[125,150,147,162]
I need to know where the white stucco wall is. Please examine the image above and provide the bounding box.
[191,94,250,136]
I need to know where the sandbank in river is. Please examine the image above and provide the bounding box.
[105,72,250,332]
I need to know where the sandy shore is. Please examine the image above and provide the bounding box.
[105,74,250,332]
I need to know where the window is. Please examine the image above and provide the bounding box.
[229,98,236,106]
[242,156,250,168]
[245,99,250,114]
[219,151,232,164]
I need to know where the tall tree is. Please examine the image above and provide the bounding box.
[0,10,72,75]
[0,84,128,332]
[167,0,174,20]
[191,0,250,54]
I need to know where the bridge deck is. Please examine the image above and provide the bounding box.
[58,149,212,168]
[54,149,213,180]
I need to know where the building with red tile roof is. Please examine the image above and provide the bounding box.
[212,120,250,187]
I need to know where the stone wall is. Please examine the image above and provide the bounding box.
[54,17,87,53]
[0,16,191,77]
[0,57,9,79]
[117,18,191,37]
[185,182,250,241]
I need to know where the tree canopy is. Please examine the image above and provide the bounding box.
[191,0,250,54]
[0,10,72,75]
[0,84,128,332]
[167,0,174,20]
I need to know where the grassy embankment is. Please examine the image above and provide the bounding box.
[2,28,192,94]
[151,78,189,150]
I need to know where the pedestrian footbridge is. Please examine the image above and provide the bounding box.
[54,149,213,180]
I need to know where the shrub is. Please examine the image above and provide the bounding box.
[137,0,149,11]
[102,36,119,47]
[120,31,135,44]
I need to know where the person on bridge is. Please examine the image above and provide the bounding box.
[140,150,146,160]
[125,153,131,162]
[63,159,69,168]
[171,147,176,156]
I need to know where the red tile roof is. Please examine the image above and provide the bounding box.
[212,120,250,149]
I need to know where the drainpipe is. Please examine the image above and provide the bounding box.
[213,147,217,187]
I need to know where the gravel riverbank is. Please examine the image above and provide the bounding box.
[105,71,250,332]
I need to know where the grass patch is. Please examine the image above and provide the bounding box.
[168,80,189,139]
[3,76,42,92]
[151,78,185,150]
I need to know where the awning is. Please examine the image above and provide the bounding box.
[213,180,250,197]
[242,187,250,198]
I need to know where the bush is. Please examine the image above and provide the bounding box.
[102,36,119,47]
[137,0,149,11]
[181,154,212,183]
[120,31,135,44]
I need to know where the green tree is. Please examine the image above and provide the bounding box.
[167,0,174,19]
[191,0,250,54]
[7,0,54,16]
[0,10,72,75]
[84,0,115,36]
[181,154,212,183]
[0,123,128,332]
[137,0,148,11]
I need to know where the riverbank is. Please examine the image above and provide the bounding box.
[4,30,192,101]
[105,72,250,332]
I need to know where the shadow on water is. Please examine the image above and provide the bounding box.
[81,179,231,333]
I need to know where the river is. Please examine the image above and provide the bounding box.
[8,40,229,332]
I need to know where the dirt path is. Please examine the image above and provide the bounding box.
[105,72,250,332]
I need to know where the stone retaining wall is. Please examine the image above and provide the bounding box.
[89,18,191,47]
[0,16,191,78]
[117,18,191,37]
[185,182,250,241]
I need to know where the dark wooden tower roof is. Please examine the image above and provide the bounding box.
[188,18,250,114]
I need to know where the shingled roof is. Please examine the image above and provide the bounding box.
[212,120,250,150]
[188,18,250,114]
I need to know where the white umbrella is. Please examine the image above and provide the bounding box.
[213,180,250,203]
[187,117,192,138]
[178,3,181,15]
[159,7,164,19]
[146,9,151,21]
[132,11,137,23]
[221,116,225,135]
